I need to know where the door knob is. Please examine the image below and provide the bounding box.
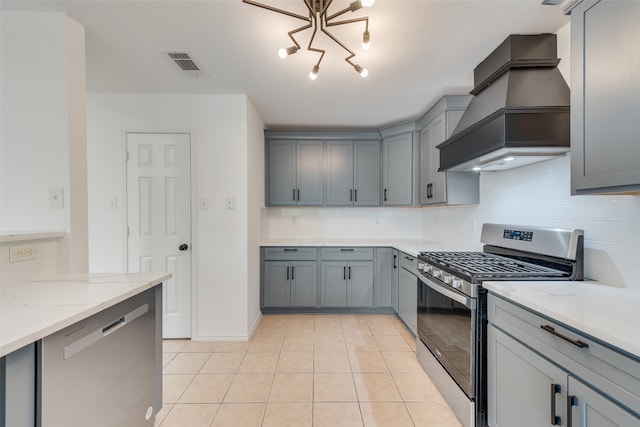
[179,244,189,251]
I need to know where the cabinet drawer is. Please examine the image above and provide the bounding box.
[399,252,417,273]
[488,294,640,414]
[263,247,318,261]
[320,247,373,261]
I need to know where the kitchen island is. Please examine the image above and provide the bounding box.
[484,280,640,426]
[1,272,170,427]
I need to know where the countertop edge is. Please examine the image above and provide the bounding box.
[1,273,171,357]
[483,281,640,359]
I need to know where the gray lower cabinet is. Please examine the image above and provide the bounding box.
[488,293,640,427]
[418,95,478,205]
[267,139,323,206]
[325,140,380,206]
[569,0,640,194]
[382,132,414,206]
[320,261,374,307]
[263,261,317,307]
[391,249,399,312]
[374,248,393,307]
[398,253,418,335]
[1,344,36,427]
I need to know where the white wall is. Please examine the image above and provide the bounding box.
[0,11,88,275]
[86,93,263,339]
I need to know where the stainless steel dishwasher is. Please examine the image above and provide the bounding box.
[39,286,162,427]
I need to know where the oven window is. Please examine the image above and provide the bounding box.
[417,280,472,397]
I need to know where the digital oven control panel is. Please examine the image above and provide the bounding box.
[503,229,533,242]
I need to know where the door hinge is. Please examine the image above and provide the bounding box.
[127,227,130,237]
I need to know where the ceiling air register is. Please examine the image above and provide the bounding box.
[243,0,374,79]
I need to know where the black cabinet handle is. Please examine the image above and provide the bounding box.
[567,395,577,427]
[354,189,357,202]
[384,188,387,202]
[340,248,354,252]
[541,325,589,348]
[293,189,296,201]
[405,256,414,261]
[550,384,561,425]
[284,248,298,252]
[286,266,290,280]
[343,266,346,280]
[350,189,353,202]
[297,189,300,201]
[348,266,351,280]
[291,266,294,280]
[393,254,397,269]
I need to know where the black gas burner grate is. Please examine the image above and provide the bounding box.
[418,251,566,278]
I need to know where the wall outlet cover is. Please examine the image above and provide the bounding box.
[9,245,38,262]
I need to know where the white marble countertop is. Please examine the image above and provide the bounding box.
[261,239,465,258]
[0,273,171,357]
[483,281,640,359]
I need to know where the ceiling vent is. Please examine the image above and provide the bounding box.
[168,52,200,71]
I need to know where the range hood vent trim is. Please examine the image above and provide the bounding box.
[437,34,571,172]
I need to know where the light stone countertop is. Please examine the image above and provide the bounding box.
[1,273,171,357]
[483,281,640,359]
[260,239,468,258]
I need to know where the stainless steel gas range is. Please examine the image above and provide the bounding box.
[415,223,584,427]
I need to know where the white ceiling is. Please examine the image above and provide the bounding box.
[2,0,570,129]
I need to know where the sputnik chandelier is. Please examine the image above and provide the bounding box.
[242,0,375,79]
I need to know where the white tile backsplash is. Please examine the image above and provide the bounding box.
[263,155,640,289]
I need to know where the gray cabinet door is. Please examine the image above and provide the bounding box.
[398,268,417,335]
[375,248,393,307]
[325,140,353,205]
[290,261,317,307]
[268,140,297,206]
[353,140,381,206]
[320,262,347,307]
[263,261,291,307]
[296,140,324,205]
[1,343,36,427]
[346,261,374,307]
[568,376,640,427]
[487,325,567,427]
[429,114,448,204]
[419,123,435,205]
[571,0,640,194]
[391,249,399,312]
[382,133,413,206]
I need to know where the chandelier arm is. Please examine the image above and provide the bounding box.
[321,27,356,66]
[325,16,369,28]
[321,0,334,16]
[326,6,353,21]
[308,13,326,68]
[242,0,311,22]
[287,22,312,50]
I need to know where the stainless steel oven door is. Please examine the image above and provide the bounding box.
[417,272,476,399]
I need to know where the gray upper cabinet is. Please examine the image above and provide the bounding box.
[568,0,640,194]
[419,95,479,205]
[382,132,414,206]
[326,140,380,206]
[267,139,323,206]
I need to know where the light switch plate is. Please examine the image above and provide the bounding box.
[49,187,64,208]
[225,197,234,209]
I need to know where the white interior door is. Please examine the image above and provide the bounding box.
[126,132,191,338]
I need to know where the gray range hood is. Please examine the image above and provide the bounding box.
[437,34,570,172]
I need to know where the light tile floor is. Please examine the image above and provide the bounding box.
[155,314,462,427]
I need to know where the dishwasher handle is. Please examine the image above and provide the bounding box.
[63,303,149,360]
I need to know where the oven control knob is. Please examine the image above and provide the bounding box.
[432,270,441,279]
[417,262,425,271]
[423,265,432,273]
[443,275,452,284]
[452,279,462,289]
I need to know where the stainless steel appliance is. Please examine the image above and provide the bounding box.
[40,286,162,427]
[416,223,584,427]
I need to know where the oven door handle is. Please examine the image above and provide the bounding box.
[418,274,473,308]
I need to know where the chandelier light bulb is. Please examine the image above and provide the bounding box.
[309,64,320,80]
[278,48,288,59]
[362,31,370,50]
[360,68,369,77]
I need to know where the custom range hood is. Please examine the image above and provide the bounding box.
[438,34,570,172]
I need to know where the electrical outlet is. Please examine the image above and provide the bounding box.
[9,245,38,263]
